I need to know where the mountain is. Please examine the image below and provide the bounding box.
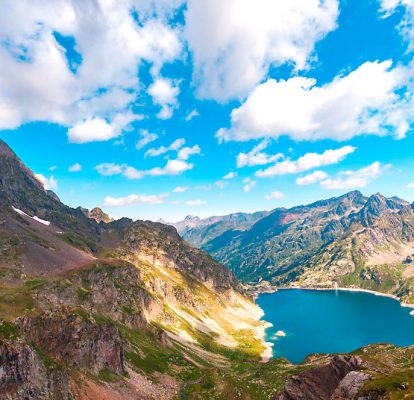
[169,210,270,248]
[1,139,414,399]
[0,139,272,399]
[181,190,414,304]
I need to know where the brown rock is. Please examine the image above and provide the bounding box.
[18,312,125,375]
[276,355,363,400]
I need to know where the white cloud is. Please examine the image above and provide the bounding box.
[95,163,124,176]
[320,162,388,189]
[173,186,189,193]
[0,1,182,137]
[148,77,180,119]
[149,159,194,176]
[296,170,328,186]
[145,138,185,157]
[217,61,409,142]
[184,0,339,100]
[35,174,58,191]
[185,109,199,121]
[406,182,414,189]
[256,146,356,178]
[123,166,144,180]
[177,145,201,160]
[265,191,284,200]
[186,199,206,206]
[237,139,283,168]
[223,171,237,180]
[95,159,193,179]
[103,193,168,207]
[68,163,82,172]
[243,177,256,192]
[136,129,159,149]
[380,0,414,49]
[68,117,121,144]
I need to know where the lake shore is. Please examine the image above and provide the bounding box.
[255,285,414,310]
[253,284,414,361]
[256,321,274,362]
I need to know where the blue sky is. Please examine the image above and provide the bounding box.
[1,0,414,222]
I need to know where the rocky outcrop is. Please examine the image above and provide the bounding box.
[276,356,364,400]
[0,339,70,400]
[119,220,242,292]
[35,262,158,329]
[80,207,113,224]
[17,312,125,375]
[331,371,371,399]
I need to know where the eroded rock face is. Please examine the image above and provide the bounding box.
[119,220,242,292]
[0,340,70,400]
[276,355,364,400]
[331,371,371,400]
[18,313,125,375]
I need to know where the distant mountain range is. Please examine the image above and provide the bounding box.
[171,191,414,303]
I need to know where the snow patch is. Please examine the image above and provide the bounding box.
[12,206,50,226]
[32,216,50,226]
[12,206,29,217]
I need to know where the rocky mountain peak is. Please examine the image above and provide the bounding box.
[184,215,199,222]
[88,207,113,223]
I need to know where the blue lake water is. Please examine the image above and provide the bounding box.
[257,289,414,364]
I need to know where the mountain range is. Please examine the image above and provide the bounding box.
[172,191,414,304]
[1,138,414,399]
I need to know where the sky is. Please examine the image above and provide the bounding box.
[1,0,414,222]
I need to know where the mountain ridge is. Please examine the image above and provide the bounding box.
[174,190,414,304]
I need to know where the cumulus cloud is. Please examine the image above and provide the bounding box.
[95,159,193,179]
[217,61,410,142]
[0,1,182,138]
[256,146,356,178]
[173,186,188,193]
[68,163,82,172]
[145,139,201,163]
[186,199,206,206]
[103,193,168,207]
[149,159,193,176]
[35,174,58,191]
[296,170,328,186]
[237,139,283,168]
[95,163,124,176]
[243,177,256,192]
[68,118,117,144]
[136,129,159,149]
[184,0,339,100]
[265,191,284,200]
[320,162,388,189]
[148,77,180,119]
[177,145,201,160]
[145,138,185,157]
